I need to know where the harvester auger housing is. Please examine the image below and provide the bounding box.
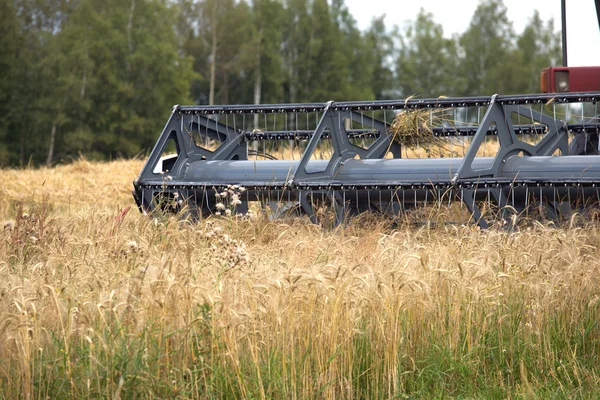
[133,92,600,228]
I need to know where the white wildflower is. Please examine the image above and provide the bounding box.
[126,240,139,252]
[225,209,232,217]
[216,203,226,211]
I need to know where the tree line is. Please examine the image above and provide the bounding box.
[0,0,561,166]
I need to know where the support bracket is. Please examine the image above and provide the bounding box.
[289,102,399,186]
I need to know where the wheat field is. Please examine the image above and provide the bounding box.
[1,159,600,399]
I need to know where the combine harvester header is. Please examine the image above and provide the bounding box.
[133,92,600,228]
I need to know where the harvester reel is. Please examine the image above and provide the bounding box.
[134,92,600,228]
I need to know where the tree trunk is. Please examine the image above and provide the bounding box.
[20,130,25,166]
[80,70,87,100]
[46,123,57,166]
[209,1,218,105]
[223,74,229,104]
[126,0,136,74]
[288,48,297,103]
[253,30,262,128]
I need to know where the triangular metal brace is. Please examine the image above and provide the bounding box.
[138,110,247,181]
[289,102,399,185]
[453,94,569,182]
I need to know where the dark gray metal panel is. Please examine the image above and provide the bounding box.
[180,156,600,185]
[501,156,600,179]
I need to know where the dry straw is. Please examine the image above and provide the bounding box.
[388,96,469,158]
[1,159,600,398]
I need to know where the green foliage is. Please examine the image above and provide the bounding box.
[513,11,562,94]
[0,0,563,166]
[0,0,18,162]
[396,0,561,98]
[365,16,396,99]
[6,281,600,398]
[459,0,517,95]
[0,0,194,165]
[396,9,459,97]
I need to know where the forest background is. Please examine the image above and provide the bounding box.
[0,0,561,166]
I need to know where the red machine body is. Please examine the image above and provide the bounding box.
[541,0,600,93]
[541,66,600,93]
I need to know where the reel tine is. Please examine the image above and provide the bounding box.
[361,113,367,150]
[596,102,600,154]
[465,106,469,157]
[414,189,417,209]
[539,186,543,216]
[429,108,433,158]
[204,188,210,216]
[511,185,515,209]
[193,189,198,219]
[525,186,529,216]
